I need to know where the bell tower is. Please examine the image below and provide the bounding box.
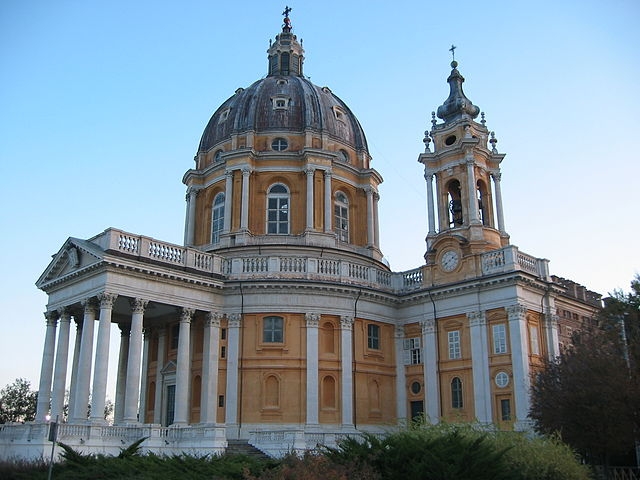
[419,52,509,275]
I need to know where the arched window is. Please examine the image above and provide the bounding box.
[334,192,349,242]
[476,180,491,226]
[320,321,335,354]
[267,184,289,234]
[447,180,463,227]
[321,376,336,409]
[211,193,225,244]
[451,377,463,409]
[265,375,280,408]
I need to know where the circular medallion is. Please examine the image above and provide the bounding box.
[440,250,460,272]
[495,371,509,388]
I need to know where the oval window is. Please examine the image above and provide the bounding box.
[445,135,457,146]
[410,381,422,394]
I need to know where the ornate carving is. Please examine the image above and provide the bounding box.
[467,311,486,327]
[228,313,242,328]
[241,167,252,176]
[421,318,436,335]
[130,298,149,315]
[44,310,59,327]
[57,306,71,322]
[506,304,527,321]
[305,312,320,328]
[81,297,99,316]
[490,171,502,182]
[394,325,405,339]
[206,311,223,328]
[98,292,118,310]
[180,307,195,323]
[340,315,354,330]
[323,169,332,178]
[305,167,315,176]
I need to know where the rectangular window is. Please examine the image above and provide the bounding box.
[165,385,176,426]
[530,325,540,355]
[221,328,226,340]
[492,324,507,354]
[170,324,180,350]
[218,395,224,408]
[448,330,461,359]
[500,399,511,421]
[403,337,422,365]
[263,316,284,343]
[220,345,226,358]
[367,324,380,350]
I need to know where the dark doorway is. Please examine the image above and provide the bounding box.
[410,400,424,421]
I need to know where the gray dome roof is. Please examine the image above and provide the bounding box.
[198,75,369,155]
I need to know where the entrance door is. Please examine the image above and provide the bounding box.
[165,385,176,426]
[410,400,424,421]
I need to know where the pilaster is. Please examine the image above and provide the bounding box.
[305,313,320,425]
[339,315,354,427]
[421,318,440,423]
[201,311,222,424]
[506,303,532,430]
[468,311,491,423]
[394,325,407,423]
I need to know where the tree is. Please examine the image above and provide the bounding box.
[529,275,640,467]
[0,378,38,423]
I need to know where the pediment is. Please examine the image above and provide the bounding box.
[160,360,177,375]
[36,237,105,288]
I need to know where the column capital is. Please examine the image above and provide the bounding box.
[180,307,195,323]
[228,313,242,328]
[506,303,527,321]
[241,166,252,176]
[467,311,486,327]
[81,297,99,315]
[364,185,376,196]
[305,312,320,328]
[98,292,118,309]
[225,169,235,179]
[206,311,223,327]
[44,310,59,326]
[421,318,436,335]
[424,172,434,182]
[490,171,502,182]
[305,167,315,176]
[130,298,149,314]
[57,306,72,320]
[394,325,405,339]
[323,169,332,178]
[340,315,354,330]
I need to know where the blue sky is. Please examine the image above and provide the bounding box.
[1,0,638,393]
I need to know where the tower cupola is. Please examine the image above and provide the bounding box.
[267,6,305,77]
[436,59,480,124]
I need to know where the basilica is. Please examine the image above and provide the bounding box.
[0,11,601,459]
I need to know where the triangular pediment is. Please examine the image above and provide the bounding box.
[36,237,105,289]
[160,360,177,376]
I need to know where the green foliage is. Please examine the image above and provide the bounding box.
[117,437,148,459]
[0,378,38,424]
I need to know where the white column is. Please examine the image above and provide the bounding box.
[224,170,234,233]
[324,170,332,232]
[544,308,560,360]
[305,167,315,231]
[90,292,118,423]
[225,313,241,427]
[67,318,83,421]
[51,308,71,420]
[184,187,198,246]
[138,328,151,423]
[468,311,492,423]
[421,318,440,423]
[425,171,437,235]
[340,315,354,427]
[240,168,251,231]
[124,298,148,423]
[114,324,130,424]
[153,329,166,424]
[394,326,407,423]
[491,172,506,233]
[305,313,320,425]
[465,157,479,224]
[373,191,380,248]
[507,304,532,430]
[174,308,194,425]
[36,311,58,421]
[201,312,222,424]
[365,187,375,247]
[72,299,97,422]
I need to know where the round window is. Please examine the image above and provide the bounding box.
[410,381,422,394]
[271,137,288,151]
[444,135,457,146]
[495,371,509,388]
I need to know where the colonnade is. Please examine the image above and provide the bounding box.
[183,165,381,250]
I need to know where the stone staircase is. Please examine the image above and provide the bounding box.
[225,439,271,460]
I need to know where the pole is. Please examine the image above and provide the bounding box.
[47,414,59,480]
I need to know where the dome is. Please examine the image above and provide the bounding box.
[197,13,368,157]
[198,76,369,155]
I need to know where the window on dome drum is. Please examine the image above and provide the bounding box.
[367,324,380,350]
[263,316,284,343]
[211,193,225,244]
[214,150,223,162]
[334,192,349,242]
[448,330,461,359]
[338,149,350,163]
[492,324,507,354]
[451,377,463,409]
[273,97,289,110]
[271,137,288,151]
[280,52,290,75]
[267,184,289,234]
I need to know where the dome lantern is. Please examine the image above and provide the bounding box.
[267,6,304,77]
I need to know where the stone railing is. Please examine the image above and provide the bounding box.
[481,245,549,280]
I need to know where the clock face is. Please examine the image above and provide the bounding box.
[440,250,459,272]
